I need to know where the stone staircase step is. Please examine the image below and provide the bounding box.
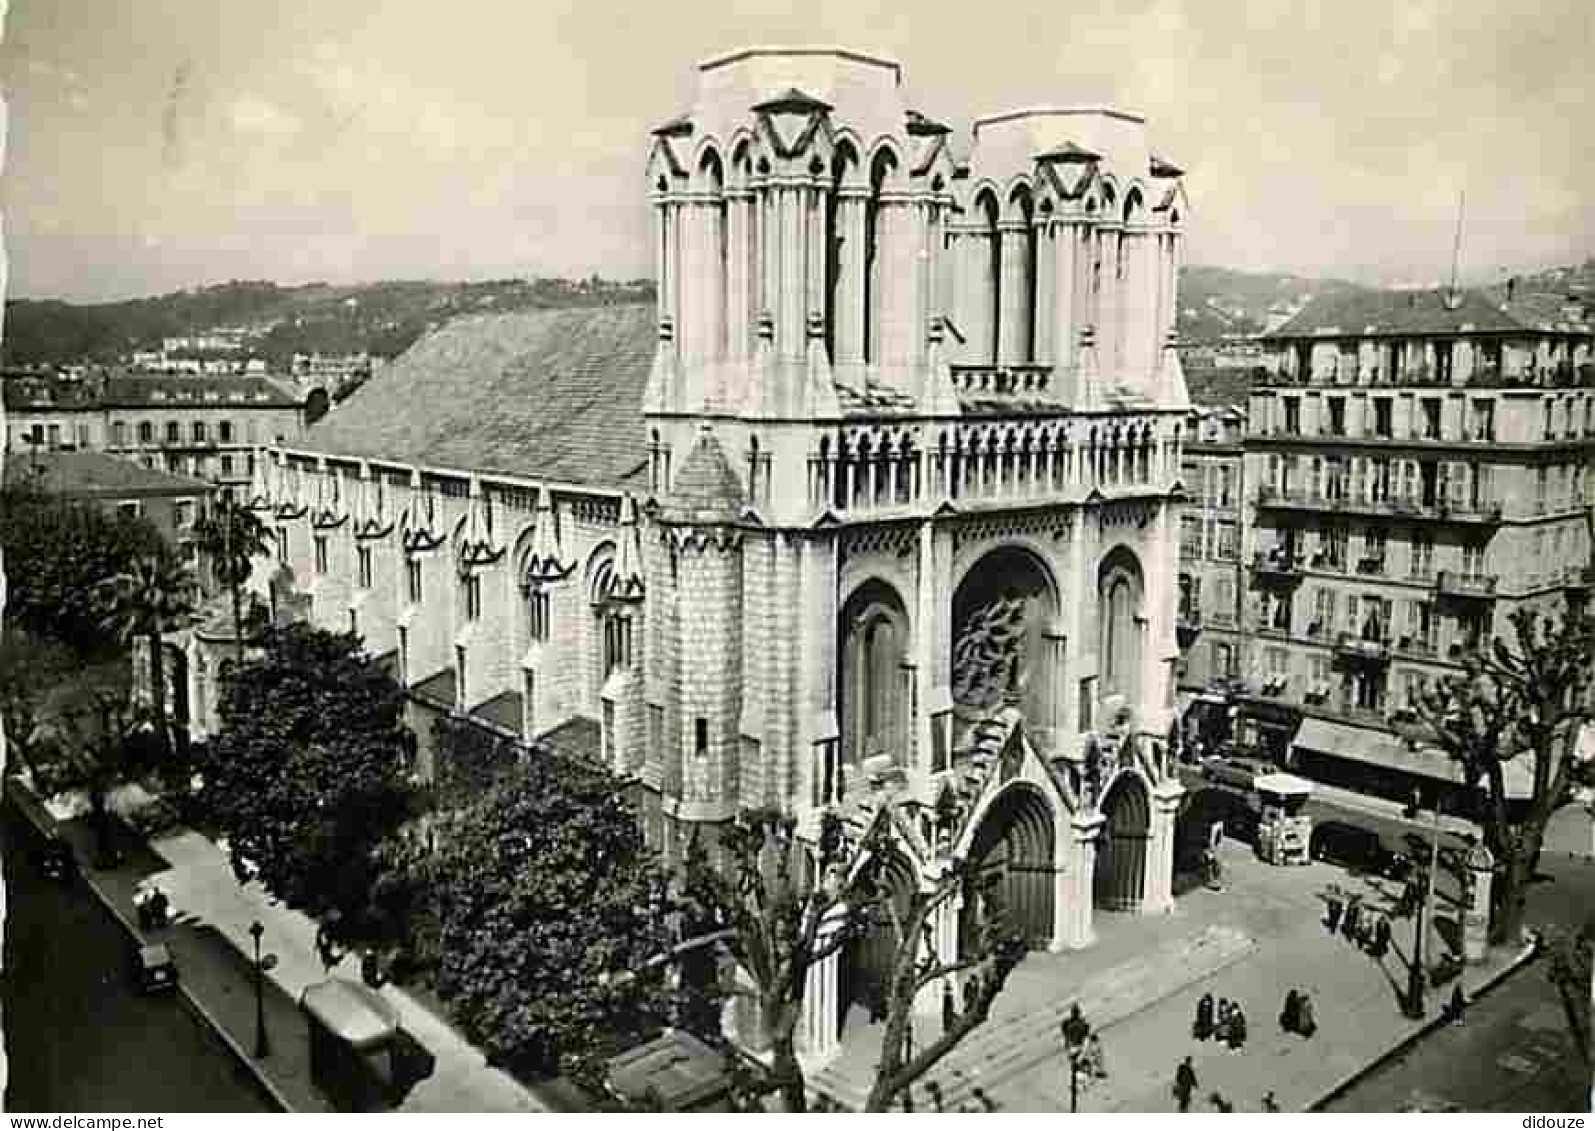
[810,924,1256,1112]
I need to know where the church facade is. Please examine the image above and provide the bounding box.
[243,47,1192,1062]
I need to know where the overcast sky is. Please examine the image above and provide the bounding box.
[3,0,1592,302]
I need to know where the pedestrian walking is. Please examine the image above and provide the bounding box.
[1324,893,1344,933]
[1343,897,1361,941]
[1369,915,1390,960]
[1279,989,1300,1034]
[1213,998,1231,1045]
[1262,1091,1280,1113]
[942,981,957,1035]
[1194,992,1215,1041]
[1208,1091,1234,1113]
[1229,1005,1248,1051]
[1061,1002,1091,1053]
[1296,992,1317,1039]
[1173,1056,1198,1113]
[1445,984,1467,1026]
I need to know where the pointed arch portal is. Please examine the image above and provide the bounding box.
[1095,772,1151,911]
[842,848,917,1027]
[963,783,1056,948]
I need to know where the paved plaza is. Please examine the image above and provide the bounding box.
[813,833,1531,1113]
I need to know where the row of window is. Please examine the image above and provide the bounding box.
[19,418,262,450]
[1266,389,1595,443]
[305,533,633,666]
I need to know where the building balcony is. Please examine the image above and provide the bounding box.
[1177,605,1202,648]
[1334,632,1391,664]
[1434,570,1498,600]
[1394,635,1439,660]
[1250,550,1304,584]
[1254,486,1503,525]
[1257,624,1291,641]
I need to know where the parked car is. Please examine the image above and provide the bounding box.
[1309,821,1411,880]
[1201,755,1267,793]
[134,944,180,995]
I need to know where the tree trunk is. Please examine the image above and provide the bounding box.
[769,1031,808,1113]
[147,630,171,760]
[864,1006,912,1112]
[230,575,245,664]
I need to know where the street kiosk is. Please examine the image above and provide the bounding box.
[1254,773,1314,866]
[300,977,403,1111]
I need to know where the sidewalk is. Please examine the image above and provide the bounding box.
[9,778,551,1113]
[817,836,1535,1113]
[151,830,550,1113]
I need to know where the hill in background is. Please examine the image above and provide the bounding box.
[9,260,1589,367]
[1,277,655,368]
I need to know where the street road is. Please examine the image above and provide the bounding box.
[1324,852,1593,1113]
[2,801,275,1113]
[1185,774,1591,1112]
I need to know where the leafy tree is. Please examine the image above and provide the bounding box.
[25,658,163,861]
[0,479,168,655]
[680,808,1026,1112]
[430,752,678,1087]
[191,496,273,661]
[195,623,418,927]
[1545,914,1593,1073]
[96,553,198,760]
[1416,608,1595,944]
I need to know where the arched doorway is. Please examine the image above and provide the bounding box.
[951,546,1058,739]
[964,784,1055,948]
[839,579,911,770]
[843,849,917,1028]
[1095,772,1150,911]
[1098,547,1145,707]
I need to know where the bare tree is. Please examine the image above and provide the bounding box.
[1415,607,1595,944]
[862,869,1026,1112]
[682,805,1025,1113]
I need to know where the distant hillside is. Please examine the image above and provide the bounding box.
[1175,266,1370,343]
[1,276,656,368]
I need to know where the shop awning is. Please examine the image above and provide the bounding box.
[1293,717,1533,800]
[300,978,401,1051]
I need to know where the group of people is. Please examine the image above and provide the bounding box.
[1191,992,1248,1051]
[1278,988,1318,1038]
[134,884,171,931]
[1325,893,1393,959]
[1060,1003,1108,1089]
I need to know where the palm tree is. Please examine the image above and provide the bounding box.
[193,492,273,661]
[97,553,197,761]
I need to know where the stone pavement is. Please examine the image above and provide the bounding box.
[148,829,551,1113]
[814,835,1532,1113]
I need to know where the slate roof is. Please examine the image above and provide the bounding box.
[297,305,655,491]
[1263,288,1548,340]
[471,690,524,736]
[1183,365,1253,409]
[537,715,602,765]
[6,450,214,498]
[667,428,743,518]
[413,668,457,710]
[3,372,299,411]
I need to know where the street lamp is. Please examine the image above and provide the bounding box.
[249,919,270,1058]
[1067,1046,1086,1113]
[1401,788,1448,1019]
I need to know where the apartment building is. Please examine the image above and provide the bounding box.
[3,371,307,496]
[1233,287,1593,801]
